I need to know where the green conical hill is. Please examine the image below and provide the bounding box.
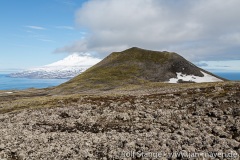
[53,47,225,93]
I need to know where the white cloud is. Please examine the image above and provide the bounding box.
[38,39,55,43]
[25,25,46,30]
[55,0,240,61]
[54,0,75,6]
[56,26,74,30]
[55,40,88,53]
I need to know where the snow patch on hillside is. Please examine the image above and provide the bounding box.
[168,71,223,83]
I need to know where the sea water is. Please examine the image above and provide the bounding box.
[214,72,240,81]
[0,74,69,90]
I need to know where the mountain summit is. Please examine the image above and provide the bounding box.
[55,47,225,92]
[10,53,101,79]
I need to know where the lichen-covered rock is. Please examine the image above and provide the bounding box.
[0,83,239,159]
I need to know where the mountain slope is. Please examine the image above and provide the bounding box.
[54,47,225,93]
[9,53,101,79]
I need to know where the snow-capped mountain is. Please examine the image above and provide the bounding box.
[9,53,102,79]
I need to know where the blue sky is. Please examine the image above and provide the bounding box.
[0,0,86,72]
[0,0,240,73]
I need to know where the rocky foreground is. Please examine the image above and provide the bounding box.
[0,82,240,159]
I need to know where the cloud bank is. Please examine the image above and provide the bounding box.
[55,0,240,61]
[195,60,240,72]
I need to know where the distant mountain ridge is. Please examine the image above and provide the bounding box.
[9,53,101,79]
[54,47,225,93]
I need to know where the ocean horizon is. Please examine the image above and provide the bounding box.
[0,74,69,90]
[0,72,239,91]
